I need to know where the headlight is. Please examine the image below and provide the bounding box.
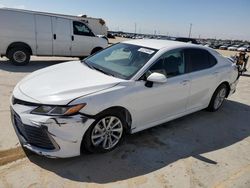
[31,104,86,116]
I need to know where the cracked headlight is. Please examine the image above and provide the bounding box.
[31,104,86,116]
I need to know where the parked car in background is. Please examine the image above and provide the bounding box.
[219,44,230,50]
[107,32,115,39]
[11,40,239,158]
[237,45,250,52]
[211,44,223,49]
[228,45,242,51]
[204,43,211,48]
[173,37,199,44]
[0,8,108,65]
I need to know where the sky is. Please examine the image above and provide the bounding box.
[0,0,250,40]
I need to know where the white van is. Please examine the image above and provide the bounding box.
[0,8,108,65]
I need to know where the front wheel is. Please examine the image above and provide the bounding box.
[82,113,124,153]
[207,84,228,112]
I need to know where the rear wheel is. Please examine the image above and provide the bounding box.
[207,84,228,112]
[82,112,125,153]
[8,47,30,66]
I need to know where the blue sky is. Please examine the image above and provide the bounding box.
[0,0,249,40]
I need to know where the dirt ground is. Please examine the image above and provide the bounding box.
[0,38,250,188]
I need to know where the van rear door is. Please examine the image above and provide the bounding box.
[35,15,53,55]
[52,17,72,56]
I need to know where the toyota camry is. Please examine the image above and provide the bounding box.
[10,40,239,158]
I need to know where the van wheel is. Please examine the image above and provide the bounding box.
[207,84,228,112]
[79,56,87,60]
[82,111,125,153]
[8,47,30,66]
[91,47,103,55]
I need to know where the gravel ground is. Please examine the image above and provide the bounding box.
[0,39,249,188]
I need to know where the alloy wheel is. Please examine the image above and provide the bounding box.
[91,116,123,150]
[214,88,226,109]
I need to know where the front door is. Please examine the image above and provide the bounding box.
[129,49,191,130]
[71,21,96,56]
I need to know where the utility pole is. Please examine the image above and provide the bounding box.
[188,23,192,38]
[134,23,137,34]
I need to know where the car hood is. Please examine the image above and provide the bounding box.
[17,61,124,105]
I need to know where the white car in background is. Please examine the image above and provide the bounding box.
[11,40,239,158]
[237,45,250,52]
[228,45,241,51]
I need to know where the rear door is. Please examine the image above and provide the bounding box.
[184,48,219,110]
[52,17,72,56]
[35,15,53,55]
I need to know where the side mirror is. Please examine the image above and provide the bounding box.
[147,72,167,83]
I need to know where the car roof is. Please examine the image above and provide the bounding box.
[122,39,201,50]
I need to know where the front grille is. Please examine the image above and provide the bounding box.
[12,111,55,150]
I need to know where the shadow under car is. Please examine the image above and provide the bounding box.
[27,99,250,184]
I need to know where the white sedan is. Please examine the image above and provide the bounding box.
[228,45,241,51]
[237,45,250,52]
[11,40,239,158]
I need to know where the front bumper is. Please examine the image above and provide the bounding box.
[10,101,95,158]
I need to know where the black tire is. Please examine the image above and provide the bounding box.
[79,56,87,60]
[82,110,125,153]
[207,84,228,112]
[8,47,30,66]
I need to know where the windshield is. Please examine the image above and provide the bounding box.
[84,43,157,80]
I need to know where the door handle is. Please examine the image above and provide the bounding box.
[71,35,74,41]
[53,34,56,40]
[180,80,190,85]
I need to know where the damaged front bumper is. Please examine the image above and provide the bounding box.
[10,102,95,158]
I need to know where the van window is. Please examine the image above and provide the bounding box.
[73,21,94,36]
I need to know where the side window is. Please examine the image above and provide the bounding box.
[185,49,215,72]
[73,21,94,36]
[208,53,217,67]
[148,50,185,78]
